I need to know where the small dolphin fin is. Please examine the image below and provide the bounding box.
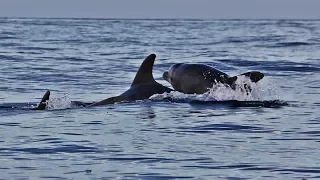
[240,71,264,83]
[35,90,50,110]
[131,54,157,86]
[87,96,128,107]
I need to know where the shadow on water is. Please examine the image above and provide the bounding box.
[155,98,288,108]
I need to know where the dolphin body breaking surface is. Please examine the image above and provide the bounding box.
[163,63,264,94]
[37,54,173,110]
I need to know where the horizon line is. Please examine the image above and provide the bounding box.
[1,16,320,21]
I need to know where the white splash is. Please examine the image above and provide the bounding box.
[46,93,72,110]
[151,76,281,101]
[44,77,281,110]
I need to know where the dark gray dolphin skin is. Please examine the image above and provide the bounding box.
[163,63,264,94]
[88,54,173,106]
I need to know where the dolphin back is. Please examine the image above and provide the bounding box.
[87,96,128,107]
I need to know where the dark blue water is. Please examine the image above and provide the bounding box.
[0,18,319,179]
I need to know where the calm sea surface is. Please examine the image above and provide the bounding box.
[0,18,319,179]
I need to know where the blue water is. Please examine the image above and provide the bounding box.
[0,18,319,179]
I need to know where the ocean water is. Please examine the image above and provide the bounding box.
[0,18,319,179]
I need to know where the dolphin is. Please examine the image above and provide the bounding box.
[35,54,173,110]
[163,63,264,94]
[88,54,173,106]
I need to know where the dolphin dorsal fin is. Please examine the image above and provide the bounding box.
[36,90,50,110]
[131,54,157,87]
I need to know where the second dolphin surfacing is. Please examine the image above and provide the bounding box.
[163,63,264,94]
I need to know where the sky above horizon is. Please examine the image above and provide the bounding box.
[0,0,319,19]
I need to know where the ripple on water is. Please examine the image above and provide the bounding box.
[176,123,273,134]
[1,145,101,154]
